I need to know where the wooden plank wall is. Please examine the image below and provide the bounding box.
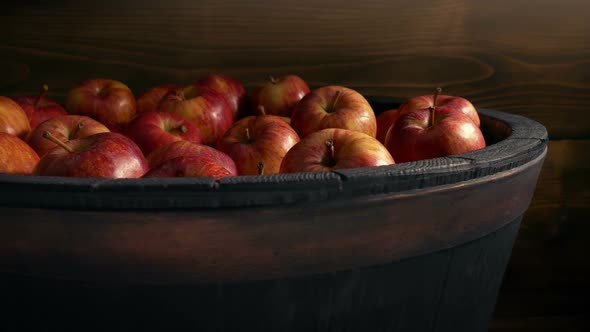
[1,1,588,330]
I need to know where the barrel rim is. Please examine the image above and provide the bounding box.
[0,98,548,210]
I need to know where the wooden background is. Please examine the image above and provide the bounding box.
[1,0,588,330]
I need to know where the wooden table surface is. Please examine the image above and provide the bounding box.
[1,1,589,330]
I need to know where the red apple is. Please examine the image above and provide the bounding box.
[250,75,310,118]
[157,85,233,146]
[385,96,486,163]
[0,96,31,139]
[143,156,237,180]
[376,108,401,144]
[195,74,247,120]
[124,111,202,157]
[280,128,394,173]
[136,84,175,114]
[398,87,480,127]
[65,78,137,128]
[290,85,376,138]
[216,114,300,175]
[146,140,236,175]
[0,132,40,175]
[11,84,67,130]
[27,115,110,157]
[101,121,124,134]
[34,132,149,178]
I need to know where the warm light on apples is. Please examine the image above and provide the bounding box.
[143,155,237,179]
[34,132,149,178]
[0,96,31,139]
[1,75,493,180]
[124,111,202,157]
[158,85,233,146]
[0,132,40,175]
[195,74,247,120]
[385,89,486,163]
[398,87,480,127]
[27,115,110,157]
[11,84,67,130]
[250,75,310,118]
[136,85,175,114]
[280,128,394,173]
[216,113,300,175]
[290,85,376,138]
[65,78,137,129]
[146,140,237,176]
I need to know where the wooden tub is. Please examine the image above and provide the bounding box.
[0,99,547,331]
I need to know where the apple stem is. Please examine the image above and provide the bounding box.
[245,127,251,141]
[180,125,188,134]
[43,131,74,153]
[330,90,343,112]
[69,122,84,139]
[258,105,267,116]
[257,162,265,175]
[34,84,49,108]
[429,87,442,127]
[269,76,278,84]
[325,139,335,167]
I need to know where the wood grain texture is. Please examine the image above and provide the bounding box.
[0,104,548,210]
[0,1,587,329]
[502,140,590,290]
[491,139,590,331]
[0,217,522,332]
[0,152,544,283]
[0,0,589,139]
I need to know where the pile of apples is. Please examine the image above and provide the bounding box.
[0,74,486,179]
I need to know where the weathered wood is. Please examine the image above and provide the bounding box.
[0,103,548,209]
[0,151,544,284]
[0,100,548,331]
[433,219,523,332]
[0,0,585,329]
[489,140,590,330]
[1,216,523,332]
[338,101,548,196]
[501,140,590,290]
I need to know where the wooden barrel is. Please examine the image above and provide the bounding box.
[0,99,547,332]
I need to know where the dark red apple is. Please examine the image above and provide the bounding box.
[280,128,394,173]
[385,97,486,163]
[376,108,401,144]
[290,85,376,138]
[398,87,480,127]
[250,75,310,118]
[11,84,67,130]
[34,132,149,178]
[0,132,40,175]
[27,115,110,157]
[0,96,31,139]
[216,114,300,175]
[195,74,247,119]
[143,156,237,180]
[124,111,202,157]
[65,78,137,128]
[146,140,236,175]
[136,84,175,114]
[157,85,233,146]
